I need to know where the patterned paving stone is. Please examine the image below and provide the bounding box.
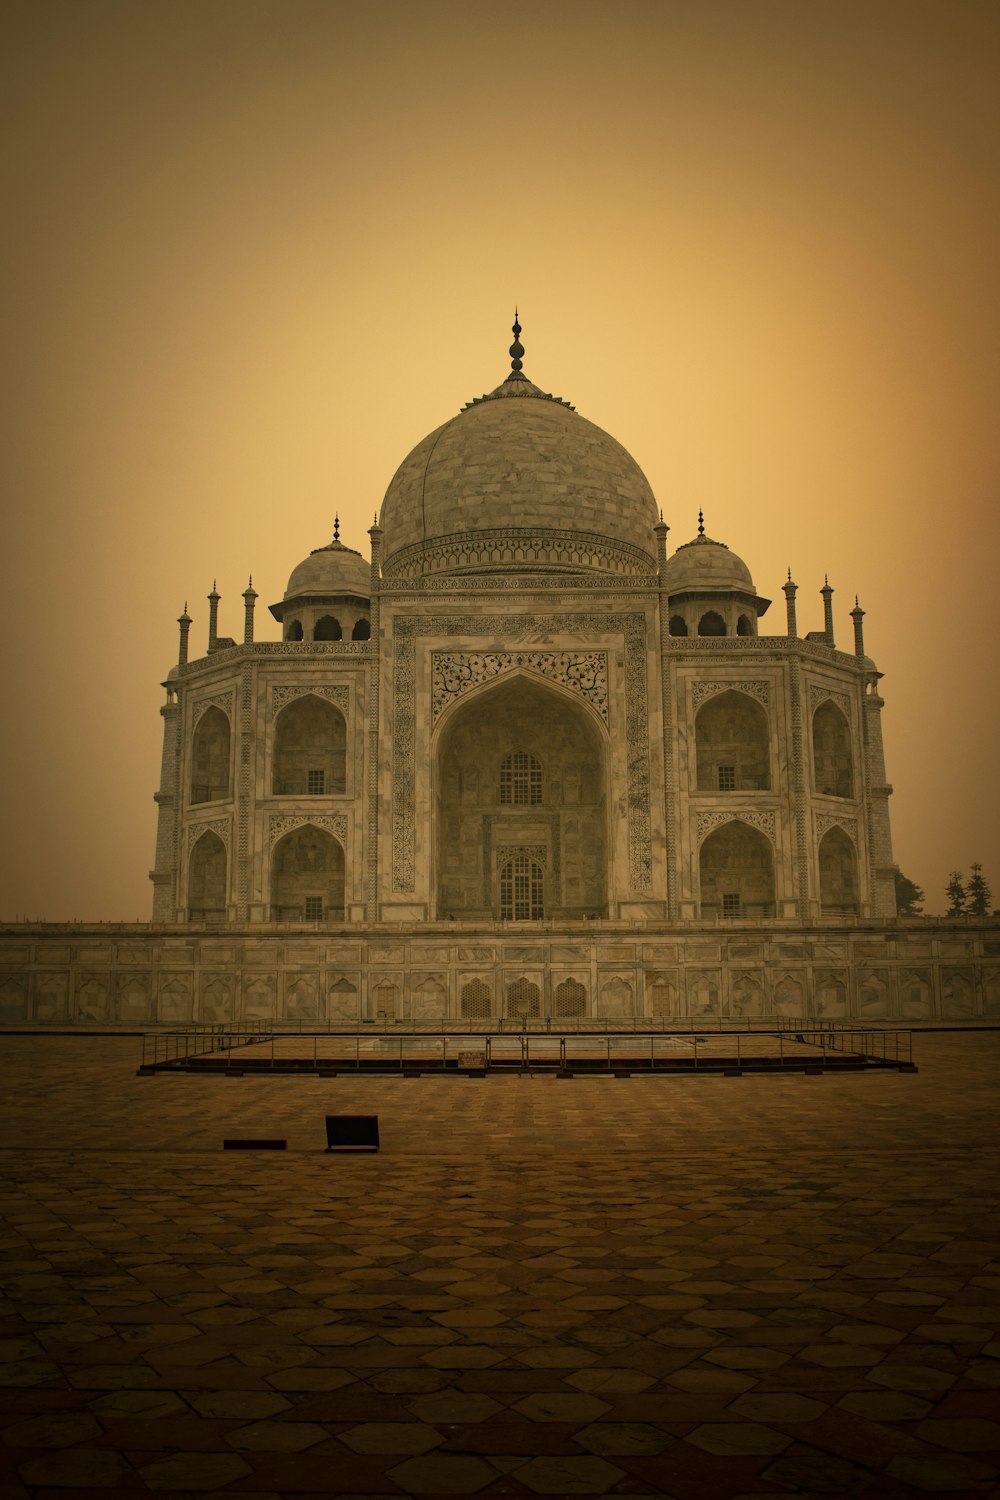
[2,1033,1000,1498]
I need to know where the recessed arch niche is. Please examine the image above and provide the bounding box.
[435,674,607,921]
[818,826,859,914]
[695,690,771,792]
[191,706,230,804]
[269,825,345,921]
[272,694,346,796]
[812,700,854,798]
[699,819,775,918]
[188,830,227,920]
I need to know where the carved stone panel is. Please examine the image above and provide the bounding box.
[899,967,933,1021]
[432,651,609,724]
[0,972,28,1021]
[692,679,770,709]
[285,973,320,1020]
[941,968,976,1019]
[814,969,849,1019]
[116,972,152,1022]
[157,973,194,1024]
[75,973,111,1022]
[809,683,851,719]
[192,691,235,725]
[267,814,348,847]
[271,684,349,719]
[199,974,235,1023]
[328,974,360,1022]
[696,810,776,843]
[33,972,69,1022]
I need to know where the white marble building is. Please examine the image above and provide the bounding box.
[150,320,896,934]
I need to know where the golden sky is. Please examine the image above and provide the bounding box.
[1,0,998,918]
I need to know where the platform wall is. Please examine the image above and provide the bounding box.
[1,921,998,1027]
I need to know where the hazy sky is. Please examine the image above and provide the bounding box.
[2,0,998,919]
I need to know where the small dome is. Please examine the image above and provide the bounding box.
[378,366,659,578]
[663,532,756,594]
[283,529,370,601]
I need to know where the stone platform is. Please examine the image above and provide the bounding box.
[1,1032,999,1496]
[1,918,999,1027]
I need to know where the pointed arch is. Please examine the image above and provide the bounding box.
[272,693,346,795]
[191,706,230,803]
[461,979,492,1018]
[695,690,771,792]
[818,825,859,914]
[435,672,607,921]
[812,699,854,797]
[699,818,775,918]
[352,617,371,640]
[188,830,227,921]
[506,976,540,1018]
[698,610,726,636]
[313,615,342,641]
[269,824,345,921]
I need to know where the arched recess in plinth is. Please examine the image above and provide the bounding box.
[269,824,345,922]
[188,830,227,921]
[433,671,609,921]
[699,819,775,919]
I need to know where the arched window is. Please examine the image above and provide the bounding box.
[698,611,726,636]
[554,978,586,1017]
[188,830,227,922]
[286,619,303,641]
[499,751,542,806]
[695,690,771,792]
[273,695,346,795]
[812,700,854,798]
[500,855,544,921]
[506,976,541,1017]
[669,614,688,637]
[819,826,859,914]
[191,706,231,804]
[461,979,492,1019]
[736,614,754,636]
[352,618,371,641]
[314,615,342,641]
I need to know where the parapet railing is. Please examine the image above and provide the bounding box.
[138,1023,913,1073]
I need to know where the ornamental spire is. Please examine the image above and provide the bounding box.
[333,513,340,543]
[697,508,705,537]
[509,308,524,375]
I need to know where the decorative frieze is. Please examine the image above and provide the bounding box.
[186,817,230,852]
[692,679,770,710]
[816,813,858,844]
[432,651,608,725]
[191,691,234,724]
[809,683,851,719]
[266,813,348,849]
[696,810,776,844]
[271,684,349,718]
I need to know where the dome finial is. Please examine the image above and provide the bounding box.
[509,308,524,375]
[333,513,340,543]
[697,509,705,537]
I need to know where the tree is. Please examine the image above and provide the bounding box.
[894,871,924,916]
[945,870,967,916]
[967,863,992,918]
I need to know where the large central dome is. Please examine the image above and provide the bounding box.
[378,324,659,579]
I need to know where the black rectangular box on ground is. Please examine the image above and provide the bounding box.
[325,1115,380,1151]
[223,1138,287,1150]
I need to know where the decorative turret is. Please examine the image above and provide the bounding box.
[177,604,191,668]
[783,569,798,638]
[821,576,835,646]
[851,596,866,658]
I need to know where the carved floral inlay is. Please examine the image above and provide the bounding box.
[192,691,234,724]
[692,679,770,710]
[815,813,858,844]
[271,685,349,719]
[697,810,776,844]
[432,651,608,724]
[267,814,348,848]
[186,817,230,852]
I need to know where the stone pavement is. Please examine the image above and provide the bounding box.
[1,1033,999,1498]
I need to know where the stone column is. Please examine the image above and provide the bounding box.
[821,577,835,647]
[862,671,896,916]
[654,517,678,920]
[208,584,220,652]
[242,580,257,645]
[851,598,866,658]
[366,519,383,921]
[150,693,181,921]
[783,573,798,638]
[177,606,191,667]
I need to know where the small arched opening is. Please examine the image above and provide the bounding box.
[736,614,754,636]
[269,825,345,922]
[313,615,342,641]
[695,690,771,791]
[460,979,492,1019]
[191,706,231,804]
[188,830,227,922]
[699,819,775,919]
[286,619,304,641]
[812,700,854,798]
[273,694,346,796]
[668,614,688,637]
[818,826,859,915]
[554,978,586,1017]
[506,976,541,1019]
[352,618,371,641]
[698,610,726,636]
